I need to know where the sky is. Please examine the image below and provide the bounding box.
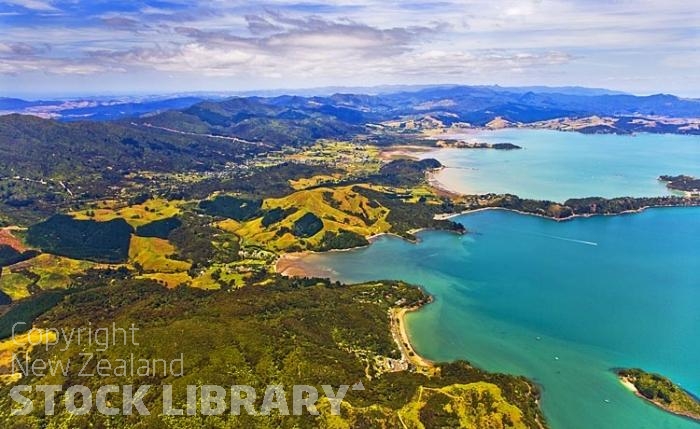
[0,0,698,98]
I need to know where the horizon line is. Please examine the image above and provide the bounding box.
[3,83,699,102]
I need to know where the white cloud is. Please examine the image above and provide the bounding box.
[0,0,698,95]
[1,0,57,11]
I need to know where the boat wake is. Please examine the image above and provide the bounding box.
[539,234,598,246]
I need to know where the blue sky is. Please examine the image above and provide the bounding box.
[0,0,698,97]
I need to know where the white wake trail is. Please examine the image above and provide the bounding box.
[539,234,598,246]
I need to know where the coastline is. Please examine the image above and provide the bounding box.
[275,199,700,313]
[426,169,466,198]
[428,169,700,222]
[378,145,433,161]
[275,252,335,278]
[274,226,460,277]
[274,164,700,413]
[390,301,436,374]
[275,250,438,375]
[274,227,450,277]
[434,202,700,223]
[618,376,700,423]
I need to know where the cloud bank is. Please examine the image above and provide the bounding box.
[0,0,697,96]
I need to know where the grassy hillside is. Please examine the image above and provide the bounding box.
[218,185,391,251]
[71,198,185,228]
[0,254,95,300]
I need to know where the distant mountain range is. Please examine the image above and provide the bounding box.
[0,96,213,121]
[130,86,700,139]
[1,84,699,186]
[2,84,698,123]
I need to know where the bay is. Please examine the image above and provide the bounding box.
[423,129,700,202]
[299,207,700,429]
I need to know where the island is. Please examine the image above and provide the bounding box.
[435,139,522,150]
[617,368,700,422]
[660,175,700,196]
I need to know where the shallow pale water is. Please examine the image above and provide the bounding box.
[301,207,700,429]
[423,129,700,201]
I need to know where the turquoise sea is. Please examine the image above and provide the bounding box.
[423,129,700,201]
[300,207,700,428]
[295,129,700,428]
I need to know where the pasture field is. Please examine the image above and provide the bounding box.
[71,198,185,227]
[0,254,95,299]
[289,174,342,190]
[128,235,191,273]
[138,271,192,289]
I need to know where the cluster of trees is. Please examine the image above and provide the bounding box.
[199,195,263,221]
[168,213,240,266]
[292,213,324,238]
[134,216,182,239]
[317,229,369,251]
[0,245,38,268]
[0,290,65,338]
[261,207,297,227]
[659,175,700,192]
[26,215,133,263]
[371,158,442,187]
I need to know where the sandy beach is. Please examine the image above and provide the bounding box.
[378,145,433,161]
[427,169,467,198]
[275,252,333,278]
[391,305,436,374]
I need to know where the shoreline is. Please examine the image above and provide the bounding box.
[428,168,700,223]
[618,376,700,423]
[425,124,700,138]
[275,252,335,278]
[274,226,461,277]
[435,202,699,223]
[275,228,446,277]
[426,169,466,198]
[273,205,674,302]
[378,145,433,161]
[275,251,438,374]
[390,300,436,374]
